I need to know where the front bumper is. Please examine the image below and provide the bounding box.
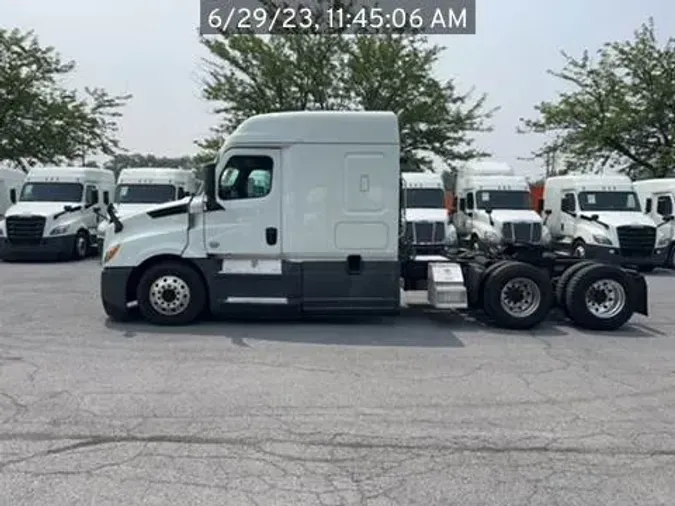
[101,266,134,314]
[0,235,76,261]
[585,244,667,267]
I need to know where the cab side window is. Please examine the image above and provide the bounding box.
[656,196,673,216]
[218,155,273,201]
[103,191,110,205]
[561,193,576,213]
[85,185,99,206]
[465,192,474,210]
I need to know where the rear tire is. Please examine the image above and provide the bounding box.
[471,260,510,311]
[137,261,206,325]
[555,260,597,319]
[565,264,634,331]
[482,262,552,330]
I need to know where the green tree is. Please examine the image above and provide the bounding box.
[198,2,493,171]
[0,28,131,170]
[520,19,675,179]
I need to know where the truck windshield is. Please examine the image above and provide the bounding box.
[476,190,531,210]
[20,182,83,202]
[578,191,640,211]
[405,188,445,209]
[114,184,176,204]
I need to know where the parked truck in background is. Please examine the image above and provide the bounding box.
[0,166,115,261]
[400,172,457,288]
[633,178,675,269]
[540,175,670,271]
[0,167,25,218]
[96,168,198,252]
[450,161,551,249]
[99,111,649,332]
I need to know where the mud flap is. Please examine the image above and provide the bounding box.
[625,270,648,316]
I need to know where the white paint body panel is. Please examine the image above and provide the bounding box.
[0,168,25,217]
[633,179,675,242]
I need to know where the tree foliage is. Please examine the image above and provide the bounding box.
[199,1,494,171]
[0,28,131,170]
[520,19,675,179]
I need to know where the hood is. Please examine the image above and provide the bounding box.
[116,203,161,219]
[405,208,448,223]
[581,211,655,228]
[481,209,542,225]
[4,201,79,218]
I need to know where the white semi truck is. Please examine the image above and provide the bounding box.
[0,167,25,218]
[96,168,198,252]
[540,175,669,272]
[99,111,650,331]
[633,178,675,269]
[451,161,550,249]
[400,172,457,288]
[0,166,115,261]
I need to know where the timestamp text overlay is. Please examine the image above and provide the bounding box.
[200,0,476,35]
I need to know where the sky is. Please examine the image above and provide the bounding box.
[1,0,673,180]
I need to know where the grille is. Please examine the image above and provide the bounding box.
[617,225,655,257]
[502,222,542,243]
[5,216,46,244]
[407,221,446,244]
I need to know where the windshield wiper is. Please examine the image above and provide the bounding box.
[53,205,82,220]
[579,213,609,229]
[107,203,124,233]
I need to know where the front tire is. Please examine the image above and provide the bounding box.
[72,230,90,260]
[137,261,206,325]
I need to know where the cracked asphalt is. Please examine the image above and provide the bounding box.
[1,260,674,505]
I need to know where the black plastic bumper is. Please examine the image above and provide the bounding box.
[101,266,134,314]
[0,236,76,261]
[584,244,667,267]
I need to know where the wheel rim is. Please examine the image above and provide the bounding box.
[149,275,191,316]
[574,245,585,258]
[585,279,626,319]
[500,277,542,318]
[76,236,87,257]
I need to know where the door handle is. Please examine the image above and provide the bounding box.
[265,227,277,246]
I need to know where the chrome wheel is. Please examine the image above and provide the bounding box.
[585,279,626,319]
[76,235,88,257]
[149,275,191,316]
[500,277,542,318]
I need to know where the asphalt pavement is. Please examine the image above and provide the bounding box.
[1,259,674,505]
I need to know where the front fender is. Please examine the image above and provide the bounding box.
[103,227,188,267]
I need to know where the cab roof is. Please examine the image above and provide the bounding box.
[223,111,399,147]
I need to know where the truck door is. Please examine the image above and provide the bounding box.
[204,148,281,260]
[560,191,577,237]
[84,184,101,231]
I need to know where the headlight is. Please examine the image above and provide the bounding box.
[592,234,612,245]
[444,225,458,246]
[49,224,69,236]
[541,226,551,244]
[657,233,669,247]
[484,231,500,244]
[103,244,121,264]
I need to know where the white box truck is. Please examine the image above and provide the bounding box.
[540,175,670,271]
[400,172,457,289]
[0,166,115,261]
[451,161,551,249]
[633,178,675,268]
[99,111,650,331]
[96,167,198,252]
[0,167,25,218]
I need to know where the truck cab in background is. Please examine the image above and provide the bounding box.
[541,175,670,271]
[0,168,25,218]
[452,161,550,249]
[633,178,675,268]
[96,168,198,252]
[0,166,115,261]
